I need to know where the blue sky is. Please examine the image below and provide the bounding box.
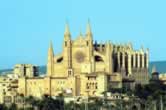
[0,0,166,69]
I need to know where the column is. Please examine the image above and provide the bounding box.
[133,53,136,68]
[137,53,140,68]
[142,53,145,68]
[122,52,125,68]
[128,53,132,75]
[146,49,149,68]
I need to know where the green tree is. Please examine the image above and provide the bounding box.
[8,103,17,110]
[94,98,103,110]
[0,104,8,110]
[25,95,37,108]
[37,95,64,110]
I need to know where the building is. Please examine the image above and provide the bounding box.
[14,64,39,77]
[0,74,18,104]
[17,22,149,98]
[0,64,39,104]
[151,66,159,81]
[150,65,166,85]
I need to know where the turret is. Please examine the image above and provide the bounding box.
[47,41,54,76]
[105,41,113,74]
[146,48,149,68]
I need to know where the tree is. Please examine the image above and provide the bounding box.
[64,101,74,110]
[25,95,37,108]
[94,98,103,110]
[42,97,58,110]
[36,95,65,110]
[0,104,8,110]
[8,103,17,110]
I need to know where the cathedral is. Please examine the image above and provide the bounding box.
[18,22,149,98]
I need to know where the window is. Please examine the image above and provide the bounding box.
[144,54,147,68]
[95,83,98,89]
[95,55,104,62]
[86,83,89,89]
[86,41,89,46]
[131,55,134,68]
[68,70,73,76]
[4,96,12,103]
[135,54,138,67]
[65,41,67,47]
[57,57,63,63]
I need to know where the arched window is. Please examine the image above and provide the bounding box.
[65,41,67,47]
[120,52,123,67]
[125,53,128,74]
[57,57,63,63]
[131,55,134,68]
[113,53,118,72]
[144,53,147,68]
[86,41,89,46]
[95,55,104,62]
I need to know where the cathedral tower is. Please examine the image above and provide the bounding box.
[63,23,72,76]
[86,21,93,62]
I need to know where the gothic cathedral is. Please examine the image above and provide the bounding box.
[18,22,149,97]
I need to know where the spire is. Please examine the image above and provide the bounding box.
[47,41,54,76]
[86,19,92,38]
[79,28,83,36]
[64,22,71,40]
[64,22,70,35]
[48,41,54,56]
[106,41,111,49]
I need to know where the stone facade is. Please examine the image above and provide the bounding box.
[0,74,18,103]
[14,64,39,77]
[17,22,149,98]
